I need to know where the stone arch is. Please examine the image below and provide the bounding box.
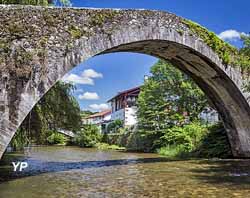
[0,6,250,158]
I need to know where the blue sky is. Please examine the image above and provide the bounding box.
[62,0,250,111]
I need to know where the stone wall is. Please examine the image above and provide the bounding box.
[0,5,250,157]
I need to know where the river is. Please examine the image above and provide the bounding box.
[1,146,250,197]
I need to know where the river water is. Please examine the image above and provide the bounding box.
[1,146,250,197]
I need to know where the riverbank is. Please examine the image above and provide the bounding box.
[95,143,126,151]
[102,123,233,159]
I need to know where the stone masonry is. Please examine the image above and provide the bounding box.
[0,5,250,158]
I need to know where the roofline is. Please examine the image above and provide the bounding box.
[85,109,111,119]
[107,86,141,102]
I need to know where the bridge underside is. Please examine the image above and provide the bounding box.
[0,6,250,158]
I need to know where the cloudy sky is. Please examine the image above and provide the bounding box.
[62,0,249,112]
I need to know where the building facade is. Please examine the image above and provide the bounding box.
[108,86,140,127]
[82,86,219,133]
[108,85,219,127]
[82,110,111,132]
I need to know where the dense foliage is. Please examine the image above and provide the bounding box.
[47,131,68,145]
[10,81,82,149]
[81,110,95,118]
[95,143,125,151]
[37,82,82,133]
[9,128,30,151]
[238,34,250,73]
[157,122,232,158]
[107,119,123,133]
[137,60,209,150]
[193,123,232,158]
[73,125,101,148]
[240,34,250,56]
[157,122,207,152]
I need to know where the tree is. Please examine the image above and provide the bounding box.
[137,60,209,149]
[57,0,71,7]
[37,81,82,133]
[237,34,250,72]
[240,34,250,56]
[10,81,82,147]
[107,119,123,133]
[74,125,101,147]
[81,110,95,118]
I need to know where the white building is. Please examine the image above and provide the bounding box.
[82,110,111,132]
[199,107,219,124]
[107,85,219,127]
[108,86,140,127]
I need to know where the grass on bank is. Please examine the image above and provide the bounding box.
[95,143,126,151]
[157,145,187,158]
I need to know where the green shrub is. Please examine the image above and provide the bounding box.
[157,145,187,158]
[193,123,232,158]
[103,127,153,152]
[157,122,207,152]
[73,125,101,147]
[157,122,232,158]
[95,143,125,151]
[10,128,29,151]
[47,132,67,145]
[107,119,123,133]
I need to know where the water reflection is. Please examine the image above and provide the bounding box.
[0,146,250,198]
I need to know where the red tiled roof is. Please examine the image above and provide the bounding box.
[87,109,111,118]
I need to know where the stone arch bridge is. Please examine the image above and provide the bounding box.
[57,129,75,138]
[0,5,250,158]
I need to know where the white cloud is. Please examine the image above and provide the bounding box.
[79,92,99,100]
[62,69,103,85]
[89,103,109,111]
[62,73,94,85]
[82,69,103,78]
[218,29,247,41]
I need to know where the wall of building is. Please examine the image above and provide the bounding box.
[124,107,137,126]
[199,109,219,124]
[111,109,125,122]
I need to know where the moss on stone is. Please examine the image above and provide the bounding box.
[8,23,25,38]
[68,25,82,39]
[39,37,48,47]
[182,19,238,65]
[236,54,250,72]
[37,48,48,60]
[176,29,184,36]
[0,40,11,54]
[16,50,34,65]
[43,10,55,26]
[90,11,118,27]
